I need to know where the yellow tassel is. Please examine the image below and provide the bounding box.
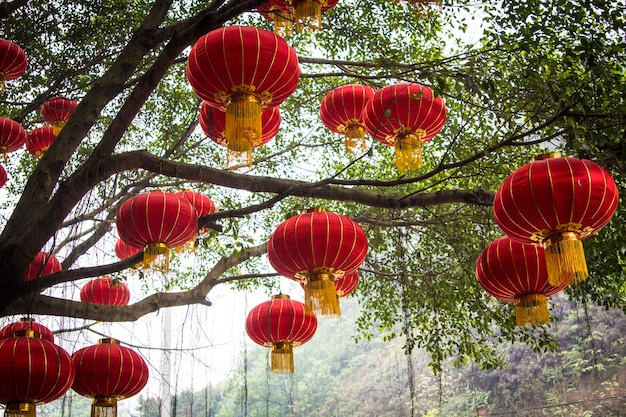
[545,233,588,286]
[394,132,423,172]
[304,273,340,317]
[175,235,196,254]
[92,397,117,417]
[295,0,322,32]
[271,341,295,374]
[5,403,37,417]
[272,7,293,37]
[52,120,65,136]
[143,242,170,273]
[0,72,6,95]
[344,123,367,154]
[225,93,261,170]
[514,294,549,327]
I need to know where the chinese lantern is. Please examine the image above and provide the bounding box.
[493,154,619,286]
[0,117,26,160]
[0,39,27,94]
[80,276,130,306]
[199,102,281,168]
[245,294,317,374]
[0,331,75,417]
[476,236,570,327]
[0,164,6,188]
[187,26,299,169]
[116,191,198,272]
[115,238,141,261]
[363,83,446,172]
[320,84,375,154]
[23,251,62,281]
[72,338,149,417]
[40,97,78,135]
[0,318,54,343]
[257,1,294,37]
[334,270,359,297]
[176,189,217,233]
[267,208,368,316]
[26,126,56,158]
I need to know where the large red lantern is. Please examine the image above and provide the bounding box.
[320,84,375,154]
[493,154,619,286]
[245,294,317,374]
[363,83,446,172]
[116,191,198,271]
[476,236,570,327]
[72,338,149,417]
[0,318,54,343]
[0,164,6,188]
[80,276,130,306]
[23,251,62,282]
[187,26,299,169]
[40,97,78,136]
[0,331,75,417]
[0,117,26,159]
[26,126,56,158]
[198,102,281,168]
[267,208,368,316]
[0,39,27,94]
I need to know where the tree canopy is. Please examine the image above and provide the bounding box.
[0,0,625,371]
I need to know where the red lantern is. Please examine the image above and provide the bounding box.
[114,238,141,261]
[0,39,27,94]
[40,97,78,135]
[0,331,75,417]
[0,117,26,159]
[320,84,375,154]
[476,236,570,327]
[176,189,217,233]
[26,126,56,158]
[80,276,130,306]
[363,83,447,172]
[245,294,317,374]
[187,26,299,169]
[72,338,149,417]
[334,270,359,297]
[116,191,198,271]
[0,318,54,343]
[267,208,368,316]
[24,251,62,282]
[493,154,619,286]
[0,164,6,188]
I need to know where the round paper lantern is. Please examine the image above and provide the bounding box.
[187,26,299,169]
[40,97,78,135]
[0,117,27,159]
[245,294,317,374]
[267,208,368,316]
[476,236,570,327]
[493,154,619,286]
[116,191,198,271]
[0,318,54,343]
[0,39,27,94]
[80,276,130,306]
[320,84,375,154]
[199,102,281,167]
[334,270,359,297]
[26,126,56,158]
[24,251,62,282]
[114,238,141,260]
[72,338,149,417]
[0,331,75,417]
[363,83,446,172]
[0,164,6,187]
[176,189,217,233]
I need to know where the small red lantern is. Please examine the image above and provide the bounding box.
[0,39,27,94]
[320,84,375,154]
[116,191,198,271]
[334,270,359,297]
[199,102,281,168]
[176,189,217,233]
[493,154,619,286]
[23,251,62,282]
[80,276,130,306]
[114,238,141,261]
[363,83,447,172]
[0,318,54,343]
[0,164,6,188]
[0,117,26,159]
[26,126,56,158]
[72,338,149,417]
[0,331,75,417]
[476,236,570,327]
[267,208,368,316]
[245,294,317,374]
[187,26,299,169]
[40,97,78,135]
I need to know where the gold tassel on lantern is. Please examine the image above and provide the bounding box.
[343,121,367,154]
[295,0,322,32]
[394,130,425,172]
[545,232,588,286]
[5,403,37,417]
[304,269,340,317]
[52,120,65,136]
[271,341,295,374]
[271,6,294,37]
[0,72,6,95]
[91,397,117,417]
[514,294,549,327]
[143,242,170,273]
[225,93,262,170]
